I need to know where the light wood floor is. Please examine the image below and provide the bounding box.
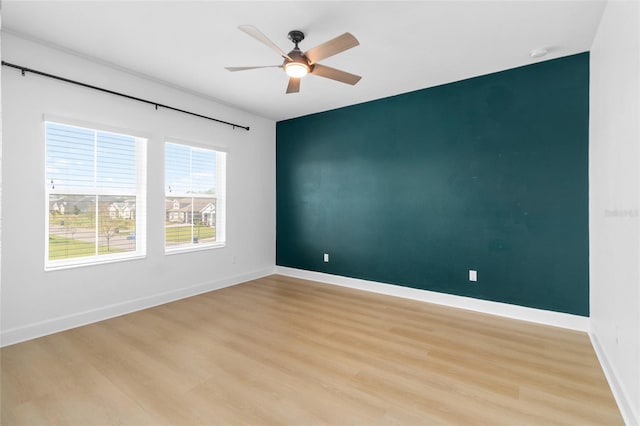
[1,274,622,425]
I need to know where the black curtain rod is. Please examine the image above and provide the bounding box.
[2,61,250,131]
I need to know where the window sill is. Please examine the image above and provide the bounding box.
[45,253,146,272]
[165,242,226,256]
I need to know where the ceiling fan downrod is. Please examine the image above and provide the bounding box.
[287,30,305,50]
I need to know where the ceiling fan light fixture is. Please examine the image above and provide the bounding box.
[284,61,309,78]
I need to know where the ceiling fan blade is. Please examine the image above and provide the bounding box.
[304,32,359,64]
[311,64,361,85]
[225,65,282,72]
[286,77,301,94]
[238,25,292,60]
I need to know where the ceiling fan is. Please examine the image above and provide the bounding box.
[225,25,361,94]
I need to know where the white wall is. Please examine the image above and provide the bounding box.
[0,33,276,346]
[0,27,3,342]
[589,1,640,424]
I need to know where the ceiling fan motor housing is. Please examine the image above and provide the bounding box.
[284,49,312,69]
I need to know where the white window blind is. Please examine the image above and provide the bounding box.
[165,141,226,252]
[45,121,146,269]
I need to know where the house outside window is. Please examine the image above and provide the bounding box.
[45,121,147,270]
[165,141,226,252]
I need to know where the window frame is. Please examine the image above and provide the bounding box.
[44,117,148,271]
[164,139,227,254]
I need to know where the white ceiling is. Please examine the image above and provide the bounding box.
[2,1,605,121]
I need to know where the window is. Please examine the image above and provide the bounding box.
[45,121,146,269]
[165,141,226,252]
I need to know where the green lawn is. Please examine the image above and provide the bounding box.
[49,222,215,259]
[50,213,94,229]
[48,235,124,260]
[165,225,215,243]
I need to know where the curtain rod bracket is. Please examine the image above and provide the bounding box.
[2,61,251,131]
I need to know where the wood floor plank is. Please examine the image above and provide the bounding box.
[1,274,623,425]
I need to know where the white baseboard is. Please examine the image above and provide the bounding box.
[590,331,639,426]
[275,266,590,332]
[0,267,274,348]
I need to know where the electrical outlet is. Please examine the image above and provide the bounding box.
[323,253,329,263]
[469,270,477,282]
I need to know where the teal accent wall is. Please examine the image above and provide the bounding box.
[276,53,589,316]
